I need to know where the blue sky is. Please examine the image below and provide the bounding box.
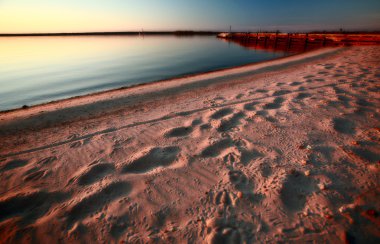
[0,0,379,33]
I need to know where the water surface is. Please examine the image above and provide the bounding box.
[0,35,293,110]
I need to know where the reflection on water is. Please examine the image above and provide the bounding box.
[0,35,293,110]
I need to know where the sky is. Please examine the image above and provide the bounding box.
[0,0,379,33]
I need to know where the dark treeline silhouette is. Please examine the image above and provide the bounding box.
[0,31,219,37]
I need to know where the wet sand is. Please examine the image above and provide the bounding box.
[0,46,379,243]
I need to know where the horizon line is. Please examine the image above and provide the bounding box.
[1,30,380,37]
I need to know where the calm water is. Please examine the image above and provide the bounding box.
[0,35,292,111]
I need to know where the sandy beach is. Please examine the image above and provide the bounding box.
[0,46,379,243]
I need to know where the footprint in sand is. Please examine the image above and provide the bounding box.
[290,81,302,86]
[255,89,269,94]
[23,169,47,182]
[191,118,203,126]
[305,79,313,83]
[280,171,316,213]
[228,171,249,190]
[332,117,356,135]
[243,102,259,111]
[77,163,115,185]
[110,214,129,239]
[351,148,379,163]
[0,190,69,225]
[356,98,373,107]
[0,159,28,173]
[214,190,234,206]
[228,170,257,201]
[297,86,306,92]
[67,181,131,227]
[165,126,193,138]
[205,214,243,243]
[239,149,263,166]
[235,93,244,99]
[201,138,234,158]
[206,225,242,244]
[217,112,246,133]
[324,64,335,70]
[223,152,239,167]
[263,97,284,110]
[122,146,180,174]
[337,95,352,107]
[295,92,311,100]
[259,163,272,178]
[333,86,346,94]
[200,123,212,130]
[210,108,234,120]
[318,71,329,75]
[37,156,57,165]
[272,90,291,96]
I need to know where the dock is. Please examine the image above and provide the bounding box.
[217,32,380,52]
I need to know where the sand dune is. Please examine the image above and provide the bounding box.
[0,46,379,243]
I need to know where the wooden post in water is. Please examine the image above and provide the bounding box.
[256,32,259,46]
[287,33,292,50]
[274,32,278,49]
[304,33,309,51]
[322,35,327,46]
[264,34,268,47]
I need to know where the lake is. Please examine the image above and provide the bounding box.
[0,35,294,111]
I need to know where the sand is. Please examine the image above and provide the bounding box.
[0,46,379,243]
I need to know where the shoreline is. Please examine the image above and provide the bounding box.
[0,47,340,119]
[0,47,329,114]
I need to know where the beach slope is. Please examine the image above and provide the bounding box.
[0,46,379,243]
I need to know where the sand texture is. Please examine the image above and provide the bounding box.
[0,46,379,243]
